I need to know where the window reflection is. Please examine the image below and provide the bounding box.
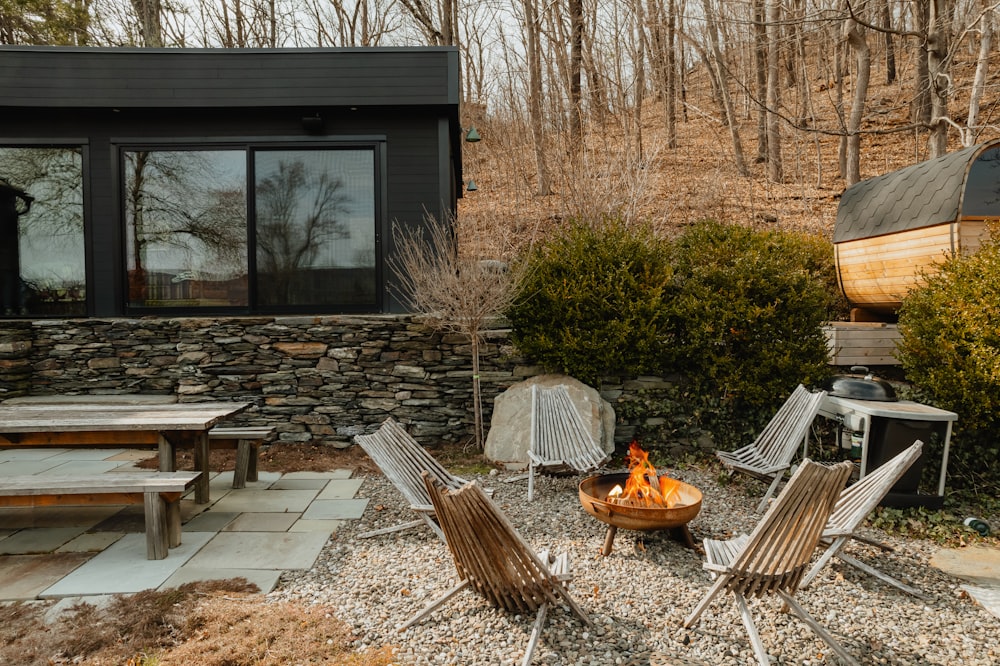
[254,149,376,307]
[0,147,85,317]
[124,150,249,308]
[963,147,1000,217]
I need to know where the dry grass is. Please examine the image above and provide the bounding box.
[0,580,395,666]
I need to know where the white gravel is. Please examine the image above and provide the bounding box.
[269,465,1000,665]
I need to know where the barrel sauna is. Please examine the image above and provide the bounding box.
[835,140,999,320]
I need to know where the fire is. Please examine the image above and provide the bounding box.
[608,441,682,508]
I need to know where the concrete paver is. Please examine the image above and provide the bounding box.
[40,532,216,597]
[0,553,93,601]
[184,531,329,570]
[223,512,301,532]
[930,544,1000,619]
[0,446,365,602]
[0,526,89,555]
[302,498,369,520]
[316,478,364,499]
[209,488,320,513]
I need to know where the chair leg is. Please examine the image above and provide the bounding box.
[777,590,860,666]
[398,579,469,632]
[800,537,849,589]
[521,602,548,666]
[734,592,771,666]
[683,575,729,628]
[835,552,927,600]
[756,473,784,513]
[527,462,536,502]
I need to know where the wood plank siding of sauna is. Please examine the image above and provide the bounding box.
[835,223,956,309]
[835,219,992,310]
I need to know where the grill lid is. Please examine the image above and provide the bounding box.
[823,366,897,401]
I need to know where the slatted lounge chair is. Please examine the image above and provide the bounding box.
[799,440,926,598]
[684,459,857,666]
[354,417,473,540]
[716,384,827,512]
[400,473,593,666]
[526,384,609,501]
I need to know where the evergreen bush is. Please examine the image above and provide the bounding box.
[667,221,835,410]
[507,218,675,385]
[897,233,1000,493]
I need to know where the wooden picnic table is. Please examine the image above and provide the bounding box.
[0,401,252,503]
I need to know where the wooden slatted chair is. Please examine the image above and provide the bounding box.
[400,473,593,666]
[716,384,827,512]
[526,384,609,501]
[354,417,472,540]
[799,440,926,598]
[684,459,857,666]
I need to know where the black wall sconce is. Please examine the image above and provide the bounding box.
[302,114,325,135]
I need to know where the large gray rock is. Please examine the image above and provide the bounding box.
[485,374,615,470]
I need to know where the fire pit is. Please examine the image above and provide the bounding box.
[578,443,703,556]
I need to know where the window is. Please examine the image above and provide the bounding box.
[963,147,1000,217]
[124,145,377,312]
[0,146,86,317]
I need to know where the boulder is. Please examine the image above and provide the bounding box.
[485,374,615,470]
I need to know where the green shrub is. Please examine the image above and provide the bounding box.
[897,233,1000,493]
[507,218,675,385]
[666,221,836,410]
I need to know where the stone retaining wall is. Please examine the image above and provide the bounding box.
[0,316,680,450]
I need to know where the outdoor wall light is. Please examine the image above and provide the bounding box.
[465,126,481,142]
[302,114,324,135]
[467,179,478,192]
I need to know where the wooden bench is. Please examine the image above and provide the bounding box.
[206,426,274,489]
[0,471,201,560]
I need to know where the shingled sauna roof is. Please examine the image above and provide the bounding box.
[834,140,1000,243]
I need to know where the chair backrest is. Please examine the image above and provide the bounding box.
[355,417,466,510]
[422,473,562,614]
[531,384,608,471]
[751,384,827,468]
[827,440,923,535]
[729,459,853,597]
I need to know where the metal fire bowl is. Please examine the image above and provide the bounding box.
[578,473,703,532]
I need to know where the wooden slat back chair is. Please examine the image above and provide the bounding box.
[354,417,470,540]
[401,473,593,666]
[527,384,609,501]
[716,384,827,512]
[800,440,926,598]
[684,459,857,666]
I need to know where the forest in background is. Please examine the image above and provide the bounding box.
[4,0,1000,254]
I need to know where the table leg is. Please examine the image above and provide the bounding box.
[158,433,176,472]
[193,431,210,504]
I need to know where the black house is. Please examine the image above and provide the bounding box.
[0,46,462,317]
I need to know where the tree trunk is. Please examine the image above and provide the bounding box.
[966,0,992,146]
[927,0,951,157]
[665,0,678,148]
[844,17,870,186]
[701,0,749,175]
[881,0,896,84]
[130,0,163,46]
[752,0,768,162]
[569,0,584,150]
[765,0,783,182]
[523,0,550,195]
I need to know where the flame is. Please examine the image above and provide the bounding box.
[613,441,681,508]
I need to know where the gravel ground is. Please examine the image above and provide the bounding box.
[270,465,1000,665]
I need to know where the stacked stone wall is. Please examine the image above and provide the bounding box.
[0,316,684,451]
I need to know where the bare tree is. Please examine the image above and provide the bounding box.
[844,7,871,185]
[389,213,527,449]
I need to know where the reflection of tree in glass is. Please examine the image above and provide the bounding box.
[972,148,1000,210]
[126,150,247,280]
[255,160,351,304]
[0,148,83,235]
